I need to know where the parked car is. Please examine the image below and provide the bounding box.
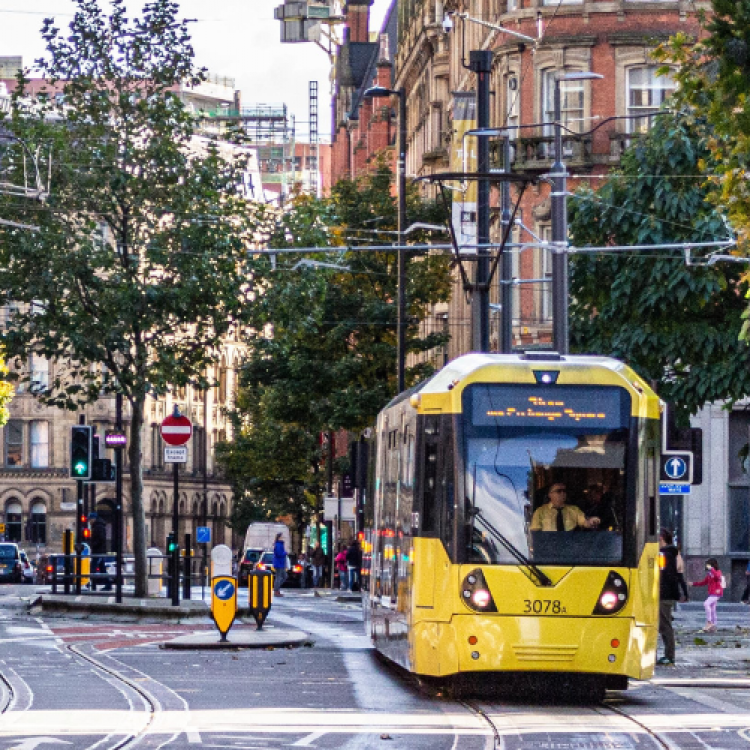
[237,548,263,586]
[253,550,306,588]
[19,551,35,584]
[0,543,23,583]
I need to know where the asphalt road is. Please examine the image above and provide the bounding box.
[0,584,748,749]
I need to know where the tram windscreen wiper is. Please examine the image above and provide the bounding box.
[472,509,553,587]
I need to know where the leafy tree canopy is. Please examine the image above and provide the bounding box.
[218,161,452,528]
[0,0,264,594]
[655,2,750,330]
[569,115,750,418]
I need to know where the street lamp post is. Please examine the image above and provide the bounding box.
[551,72,603,354]
[364,85,407,393]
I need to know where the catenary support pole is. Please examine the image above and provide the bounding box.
[396,88,407,392]
[470,50,493,353]
[500,134,513,353]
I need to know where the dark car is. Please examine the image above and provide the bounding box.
[253,550,306,588]
[0,543,24,583]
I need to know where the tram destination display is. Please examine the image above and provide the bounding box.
[468,385,630,429]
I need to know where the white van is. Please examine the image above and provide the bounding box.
[238,523,291,585]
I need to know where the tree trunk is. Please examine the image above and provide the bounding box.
[129,395,148,597]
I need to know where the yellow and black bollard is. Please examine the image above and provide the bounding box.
[247,570,273,630]
[211,576,237,642]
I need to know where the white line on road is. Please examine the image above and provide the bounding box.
[290,731,327,746]
[186,725,202,743]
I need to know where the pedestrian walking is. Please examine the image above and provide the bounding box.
[346,539,362,592]
[741,560,750,605]
[657,529,688,665]
[691,557,724,633]
[311,544,325,587]
[335,545,348,591]
[272,533,288,597]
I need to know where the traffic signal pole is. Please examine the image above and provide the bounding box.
[171,460,180,607]
[75,414,85,594]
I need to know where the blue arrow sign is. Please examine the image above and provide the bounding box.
[214,580,235,600]
[664,456,687,480]
[196,526,211,544]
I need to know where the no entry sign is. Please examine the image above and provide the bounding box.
[161,413,192,446]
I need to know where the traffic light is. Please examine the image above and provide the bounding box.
[70,426,93,480]
[167,532,177,553]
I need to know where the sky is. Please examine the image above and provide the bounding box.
[0,0,392,140]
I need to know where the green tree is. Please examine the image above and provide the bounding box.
[219,162,452,526]
[0,0,262,594]
[655,1,750,329]
[568,115,750,417]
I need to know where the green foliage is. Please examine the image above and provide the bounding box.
[655,3,750,331]
[218,161,452,524]
[569,115,750,417]
[0,0,264,594]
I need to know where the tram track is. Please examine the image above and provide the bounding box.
[460,695,677,750]
[67,643,161,749]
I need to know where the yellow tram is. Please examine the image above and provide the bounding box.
[362,353,662,694]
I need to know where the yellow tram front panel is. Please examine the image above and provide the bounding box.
[408,538,659,679]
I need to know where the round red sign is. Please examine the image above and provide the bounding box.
[161,414,193,446]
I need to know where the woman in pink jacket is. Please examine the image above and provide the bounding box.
[691,557,724,633]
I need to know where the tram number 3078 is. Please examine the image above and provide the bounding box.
[523,599,567,614]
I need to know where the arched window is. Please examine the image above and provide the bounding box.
[5,501,22,542]
[29,501,46,544]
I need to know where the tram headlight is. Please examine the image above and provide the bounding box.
[592,570,629,616]
[461,569,497,613]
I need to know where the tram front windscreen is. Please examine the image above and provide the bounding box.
[462,383,632,565]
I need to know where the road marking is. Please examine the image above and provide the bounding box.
[186,725,202,743]
[290,732,326,746]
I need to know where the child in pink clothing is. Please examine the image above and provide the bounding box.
[691,558,724,633]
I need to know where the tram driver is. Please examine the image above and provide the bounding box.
[529,483,601,532]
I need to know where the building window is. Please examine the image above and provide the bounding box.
[29,354,49,392]
[5,420,23,467]
[5,501,22,542]
[29,501,46,545]
[30,421,49,468]
[537,225,553,323]
[193,426,206,473]
[151,423,164,470]
[627,66,675,133]
[506,74,520,139]
[543,70,585,137]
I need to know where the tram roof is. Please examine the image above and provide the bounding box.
[417,352,637,395]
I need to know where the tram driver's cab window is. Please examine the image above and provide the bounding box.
[463,384,630,566]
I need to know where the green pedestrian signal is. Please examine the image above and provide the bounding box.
[167,532,177,553]
[70,425,93,480]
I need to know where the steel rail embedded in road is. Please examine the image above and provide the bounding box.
[67,643,160,750]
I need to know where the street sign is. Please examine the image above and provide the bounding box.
[660,452,693,484]
[660,484,692,495]
[164,446,188,463]
[196,526,211,544]
[160,413,192,446]
[211,576,237,641]
[105,430,127,448]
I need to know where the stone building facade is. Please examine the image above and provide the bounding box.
[0,345,242,557]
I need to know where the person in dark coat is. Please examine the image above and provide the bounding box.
[345,540,362,592]
[657,528,688,665]
[89,513,111,591]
